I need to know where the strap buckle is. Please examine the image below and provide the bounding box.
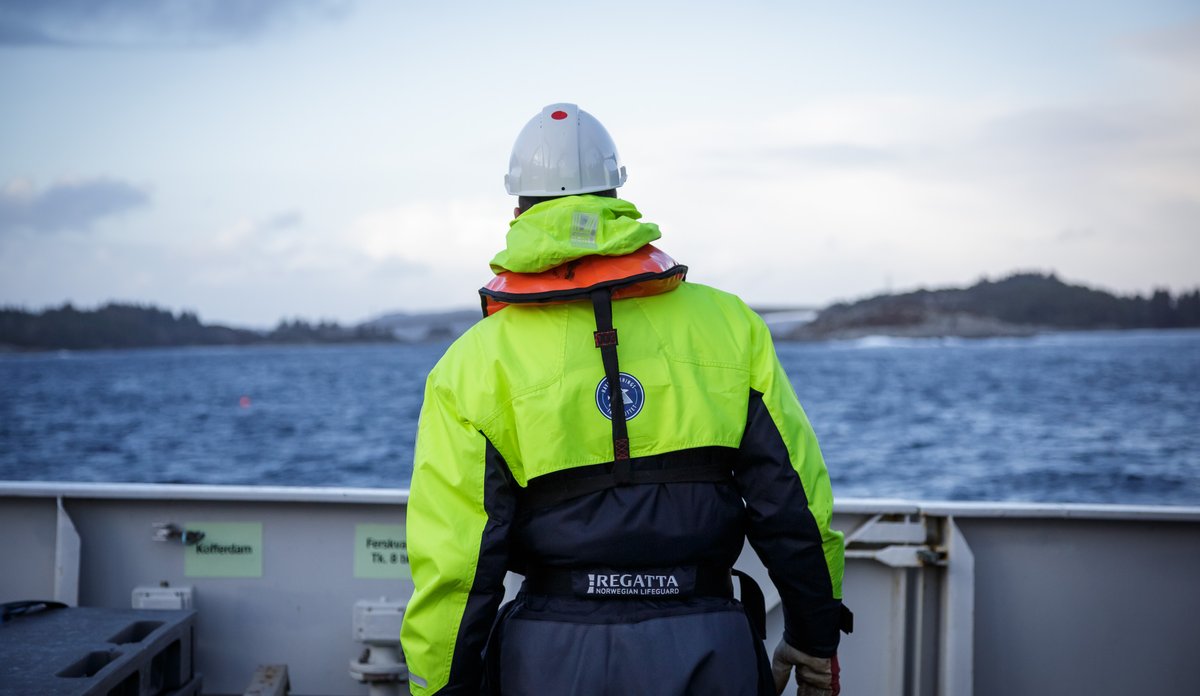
[593,329,619,347]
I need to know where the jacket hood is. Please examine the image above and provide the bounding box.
[489,195,661,274]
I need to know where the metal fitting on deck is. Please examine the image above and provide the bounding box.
[349,598,407,696]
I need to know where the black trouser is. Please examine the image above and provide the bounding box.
[484,592,775,696]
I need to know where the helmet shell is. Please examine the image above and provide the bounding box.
[505,103,627,196]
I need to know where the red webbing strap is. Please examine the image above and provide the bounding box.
[590,289,631,481]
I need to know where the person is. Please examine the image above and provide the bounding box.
[400,103,850,696]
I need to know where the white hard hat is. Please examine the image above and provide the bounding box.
[504,103,627,197]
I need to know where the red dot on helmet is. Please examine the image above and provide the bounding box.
[551,110,569,120]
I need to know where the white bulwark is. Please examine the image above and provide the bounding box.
[2,482,1198,695]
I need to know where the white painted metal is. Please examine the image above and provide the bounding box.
[845,545,928,568]
[1,481,409,504]
[9,483,1200,521]
[909,565,927,696]
[844,513,928,545]
[352,599,406,644]
[243,664,289,696]
[4,483,1200,696]
[349,601,407,693]
[939,517,974,696]
[132,585,194,610]
[920,500,1200,521]
[53,497,80,606]
[348,646,406,696]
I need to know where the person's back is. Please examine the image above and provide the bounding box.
[401,104,849,696]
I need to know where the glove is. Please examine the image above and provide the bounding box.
[771,638,840,696]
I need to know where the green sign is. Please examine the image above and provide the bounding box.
[355,524,409,579]
[184,522,263,578]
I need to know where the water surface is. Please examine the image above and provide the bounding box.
[2,330,1197,505]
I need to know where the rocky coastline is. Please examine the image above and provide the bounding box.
[781,272,1199,341]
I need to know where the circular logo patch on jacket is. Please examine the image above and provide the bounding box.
[595,372,645,421]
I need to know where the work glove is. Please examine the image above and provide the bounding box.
[771,638,840,696]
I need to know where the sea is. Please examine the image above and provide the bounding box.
[2,329,1198,506]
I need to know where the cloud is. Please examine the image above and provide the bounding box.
[614,41,1200,303]
[346,198,505,271]
[262,211,303,231]
[148,204,491,323]
[771,144,900,168]
[0,178,150,233]
[707,143,901,172]
[206,211,311,262]
[1056,226,1099,242]
[980,107,1146,153]
[0,0,351,48]
[1124,19,1200,77]
[184,206,446,282]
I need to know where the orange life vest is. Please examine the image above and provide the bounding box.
[479,244,687,317]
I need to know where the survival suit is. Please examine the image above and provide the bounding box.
[400,195,849,695]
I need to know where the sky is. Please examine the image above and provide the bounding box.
[1,0,1198,327]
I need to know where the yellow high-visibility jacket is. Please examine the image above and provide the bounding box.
[400,196,845,695]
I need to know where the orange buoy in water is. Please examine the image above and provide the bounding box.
[239,396,252,408]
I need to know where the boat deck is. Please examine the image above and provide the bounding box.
[2,482,1198,695]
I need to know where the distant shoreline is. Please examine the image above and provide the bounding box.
[781,272,1199,341]
[0,338,424,355]
[3,272,1197,352]
[6,326,1200,356]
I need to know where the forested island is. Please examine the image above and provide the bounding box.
[786,273,1200,340]
[2,273,1198,351]
[0,303,395,351]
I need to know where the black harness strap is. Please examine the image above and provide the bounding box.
[591,289,631,480]
[732,569,768,640]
